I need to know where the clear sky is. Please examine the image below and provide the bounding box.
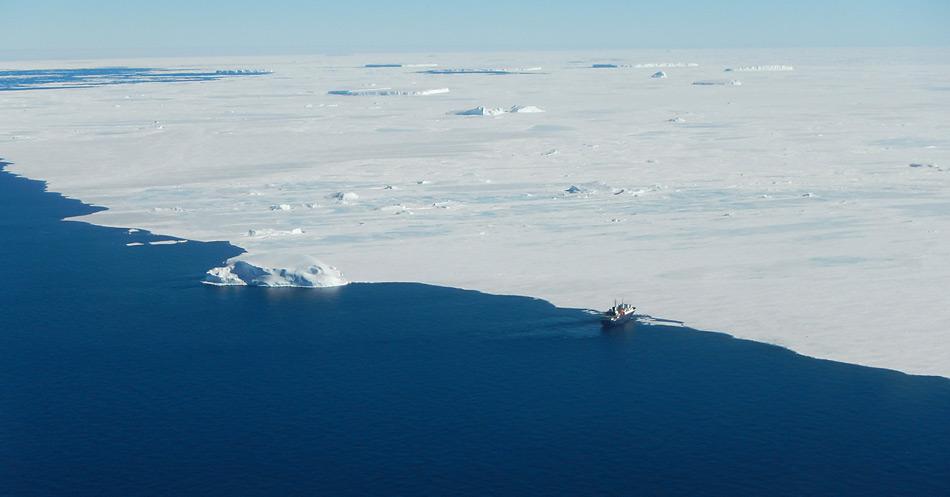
[2,0,948,59]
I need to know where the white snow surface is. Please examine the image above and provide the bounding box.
[3,49,950,377]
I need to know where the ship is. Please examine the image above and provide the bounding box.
[601,301,637,329]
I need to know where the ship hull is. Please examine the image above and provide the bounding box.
[601,313,637,329]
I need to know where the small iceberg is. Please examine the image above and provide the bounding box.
[454,105,545,116]
[203,260,347,288]
[634,62,698,68]
[329,191,359,204]
[727,65,794,72]
[422,67,542,75]
[692,79,742,86]
[651,71,668,79]
[364,63,439,68]
[328,88,449,96]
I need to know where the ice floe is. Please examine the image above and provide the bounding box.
[651,71,668,79]
[7,50,950,379]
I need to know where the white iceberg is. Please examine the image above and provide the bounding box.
[510,105,545,113]
[651,71,668,79]
[693,79,742,86]
[329,191,359,203]
[364,63,439,68]
[728,65,794,72]
[455,105,545,116]
[456,106,508,116]
[203,259,348,288]
[328,88,449,96]
[634,62,698,68]
[423,67,542,75]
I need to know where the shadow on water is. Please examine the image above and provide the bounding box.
[2,161,950,496]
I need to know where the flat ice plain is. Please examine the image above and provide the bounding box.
[2,48,949,377]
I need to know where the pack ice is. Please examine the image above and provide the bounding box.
[3,48,949,377]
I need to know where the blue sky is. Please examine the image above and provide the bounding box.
[2,0,948,58]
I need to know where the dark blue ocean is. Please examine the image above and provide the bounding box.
[2,162,950,496]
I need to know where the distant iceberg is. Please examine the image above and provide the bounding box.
[454,105,545,116]
[422,67,542,75]
[634,62,699,68]
[214,69,271,75]
[203,260,347,288]
[328,87,450,96]
[651,71,668,79]
[692,79,742,86]
[364,63,439,68]
[727,65,794,72]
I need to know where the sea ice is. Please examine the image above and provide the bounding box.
[5,48,950,378]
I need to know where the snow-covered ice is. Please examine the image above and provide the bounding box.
[3,48,950,377]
